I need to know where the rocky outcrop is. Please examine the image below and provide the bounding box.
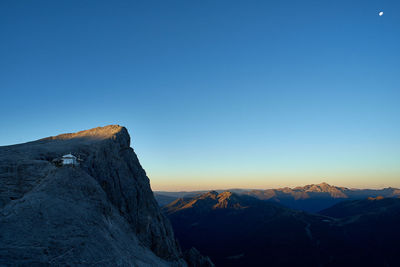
[0,125,204,266]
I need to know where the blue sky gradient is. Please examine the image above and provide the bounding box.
[1,0,399,190]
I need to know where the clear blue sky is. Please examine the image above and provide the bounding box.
[1,0,399,190]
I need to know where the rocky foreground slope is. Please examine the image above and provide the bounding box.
[0,125,212,266]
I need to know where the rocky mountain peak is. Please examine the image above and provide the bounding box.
[213,191,244,209]
[40,125,129,145]
[217,191,233,199]
[201,191,219,199]
[0,125,209,266]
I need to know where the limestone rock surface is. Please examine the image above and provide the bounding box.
[0,125,197,266]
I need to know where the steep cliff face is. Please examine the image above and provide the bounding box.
[0,125,193,266]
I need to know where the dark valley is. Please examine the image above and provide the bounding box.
[162,191,400,266]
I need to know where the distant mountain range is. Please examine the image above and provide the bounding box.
[164,191,400,266]
[155,182,400,212]
[244,182,400,212]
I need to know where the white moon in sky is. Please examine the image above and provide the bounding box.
[379,11,384,16]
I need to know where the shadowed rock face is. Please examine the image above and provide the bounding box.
[0,125,192,266]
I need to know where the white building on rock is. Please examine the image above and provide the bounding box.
[62,153,78,166]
